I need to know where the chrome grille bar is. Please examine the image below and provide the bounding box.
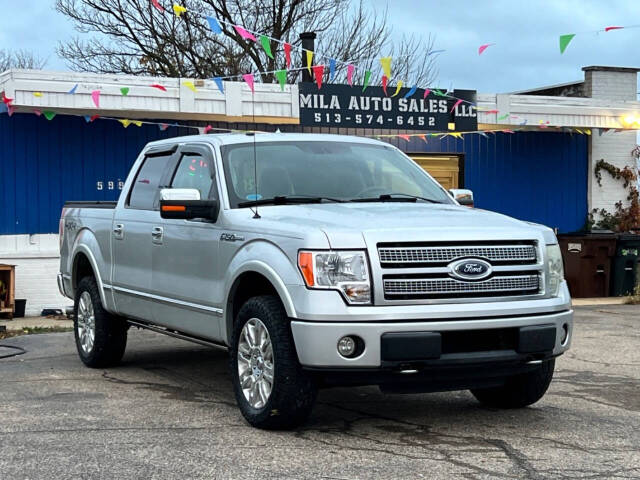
[378,245,537,265]
[384,275,540,297]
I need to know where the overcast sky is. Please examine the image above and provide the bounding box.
[1,0,639,93]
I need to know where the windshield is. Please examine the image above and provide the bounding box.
[221,141,454,208]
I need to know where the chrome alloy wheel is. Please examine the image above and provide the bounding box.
[237,318,274,409]
[77,291,96,354]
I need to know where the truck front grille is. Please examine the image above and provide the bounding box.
[383,274,540,299]
[378,243,537,267]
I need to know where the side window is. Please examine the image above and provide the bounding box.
[171,153,214,200]
[128,153,175,210]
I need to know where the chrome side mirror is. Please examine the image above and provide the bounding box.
[449,188,474,207]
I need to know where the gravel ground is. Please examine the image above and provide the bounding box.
[0,305,638,479]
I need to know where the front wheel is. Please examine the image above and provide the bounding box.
[74,276,128,368]
[471,359,555,408]
[229,295,317,429]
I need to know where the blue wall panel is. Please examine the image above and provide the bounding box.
[0,112,588,234]
[389,131,588,233]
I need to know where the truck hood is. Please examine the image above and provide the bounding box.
[247,203,556,247]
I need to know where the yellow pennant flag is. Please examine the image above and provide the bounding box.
[133,121,143,127]
[392,80,403,97]
[379,57,392,78]
[306,50,313,73]
[173,4,187,16]
[182,80,197,93]
[33,92,43,97]
[119,119,131,128]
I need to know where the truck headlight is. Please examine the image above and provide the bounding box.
[298,250,371,304]
[546,244,564,297]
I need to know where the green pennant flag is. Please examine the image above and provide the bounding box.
[120,87,130,96]
[275,69,287,91]
[362,70,372,92]
[260,35,274,59]
[433,89,446,97]
[498,113,510,121]
[43,111,56,121]
[559,34,575,54]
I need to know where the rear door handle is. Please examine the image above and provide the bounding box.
[113,224,124,240]
[151,226,164,245]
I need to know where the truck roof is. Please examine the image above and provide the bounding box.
[145,132,388,148]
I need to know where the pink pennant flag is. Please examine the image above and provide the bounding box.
[605,26,624,32]
[423,88,431,99]
[151,0,164,12]
[91,90,100,108]
[478,43,494,55]
[234,25,257,42]
[159,123,169,131]
[150,83,167,91]
[398,134,411,141]
[243,73,255,93]
[34,109,42,116]
[203,125,213,134]
[312,65,325,89]
[485,109,499,114]
[450,99,463,113]
[382,75,388,96]
[347,65,355,86]
[284,43,292,68]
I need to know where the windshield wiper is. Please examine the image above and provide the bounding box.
[349,193,444,204]
[238,195,345,208]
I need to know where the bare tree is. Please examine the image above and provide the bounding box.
[56,0,437,86]
[0,49,47,71]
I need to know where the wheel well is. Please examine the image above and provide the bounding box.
[226,272,283,337]
[73,252,95,289]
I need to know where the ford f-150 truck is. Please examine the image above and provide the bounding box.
[58,133,572,429]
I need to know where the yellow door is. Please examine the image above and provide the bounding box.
[410,155,460,189]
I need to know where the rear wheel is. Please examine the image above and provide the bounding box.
[471,359,555,408]
[230,295,316,429]
[74,276,127,368]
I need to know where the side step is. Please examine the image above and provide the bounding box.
[127,320,228,351]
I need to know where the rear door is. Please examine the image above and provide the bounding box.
[150,143,224,340]
[111,146,178,320]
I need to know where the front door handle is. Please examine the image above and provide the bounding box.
[151,226,164,245]
[113,224,124,240]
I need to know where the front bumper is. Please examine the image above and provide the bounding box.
[290,309,573,368]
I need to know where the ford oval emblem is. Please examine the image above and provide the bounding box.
[449,258,492,281]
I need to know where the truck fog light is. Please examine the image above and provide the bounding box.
[338,336,356,357]
[338,335,365,358]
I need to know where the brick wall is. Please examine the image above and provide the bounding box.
[584,67,639,216]
[0,234,71,316]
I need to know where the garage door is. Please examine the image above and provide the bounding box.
[410,155,460,189]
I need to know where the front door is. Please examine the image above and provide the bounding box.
[411,155,460,190]
[151,144,223,341]
[112,148,177,320]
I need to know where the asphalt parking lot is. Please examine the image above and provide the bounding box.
[1,305,639,480]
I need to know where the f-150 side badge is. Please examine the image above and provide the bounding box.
[220,233,245,242]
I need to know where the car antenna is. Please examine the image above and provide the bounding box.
[249,87,260,219]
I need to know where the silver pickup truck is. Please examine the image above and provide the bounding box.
[58,133,573,429]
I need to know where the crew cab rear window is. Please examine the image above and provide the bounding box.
[128,153,175,210]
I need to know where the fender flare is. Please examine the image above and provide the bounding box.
[71,234,109,307]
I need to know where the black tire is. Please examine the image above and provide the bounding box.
[74,276,127,368]
[471,359,555,408]
[229,295,317,429]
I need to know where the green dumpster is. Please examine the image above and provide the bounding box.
[611,234,640,296]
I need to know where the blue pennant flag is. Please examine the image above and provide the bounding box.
[329,59,336,82]
[68,83,79,95]
[206,16,222,34]
[212,77,224,94]
[83,115,91,123]
[403,85,417,99]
